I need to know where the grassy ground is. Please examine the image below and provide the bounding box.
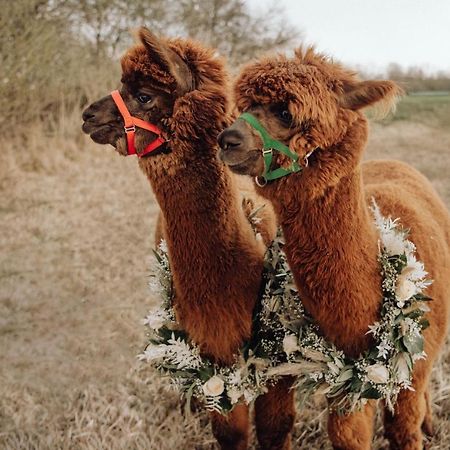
[1,95,449,449]
[382,93,450,130]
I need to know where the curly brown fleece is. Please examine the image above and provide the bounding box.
[102,30,292,450]
[230,47,450,450]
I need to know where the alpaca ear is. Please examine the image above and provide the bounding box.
[339,80,403,115]
[138,27,194,94]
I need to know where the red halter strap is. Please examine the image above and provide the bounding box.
[110,90,166,157]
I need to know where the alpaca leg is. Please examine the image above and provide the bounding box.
[254,377,296,450]
[421,388,433,437]
[383,384,431,450]
[211,403,250,450]
[327,402,375,450]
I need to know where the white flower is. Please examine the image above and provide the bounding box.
[367,321,381,337]
[148,277,163,295]
[403,256,427,282]
[202,376,225,397]
[142,308,167,329]
[138,344,167,362]
[366,364,390,384]
[376,338,392,359]
[395,275,418,305]
[158,239,168,253]
[400,317,421,336]
[382,230,405,256]
[227,386,242,404]
[166,335,202,369]
[283,334,299,355]
[243,388,257,404]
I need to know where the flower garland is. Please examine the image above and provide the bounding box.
[139,201,432,414]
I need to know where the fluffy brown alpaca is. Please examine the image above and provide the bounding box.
[218,47,450,449]
[81,29,307,450]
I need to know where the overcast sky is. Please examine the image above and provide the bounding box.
[249,0,450,73]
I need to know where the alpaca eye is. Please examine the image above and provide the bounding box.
[137,93,152,104]
[279,109,292,124]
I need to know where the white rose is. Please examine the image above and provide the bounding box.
[283,334,300,355]
[366,364,390,384]
[202,376,225,397]
[394,353,410,383]
[395,275,418,304]
[382,232,405,256]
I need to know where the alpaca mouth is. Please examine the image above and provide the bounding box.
[220,149,261,174]
[82,122,118,145]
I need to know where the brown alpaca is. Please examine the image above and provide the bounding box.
[218,47,450,450]
[81,29,302,450]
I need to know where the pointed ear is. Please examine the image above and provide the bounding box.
[339,80,403,116]
[138,27,194,95]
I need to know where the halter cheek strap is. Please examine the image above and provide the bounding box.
[111,90,166,157]
[239,112,315,186]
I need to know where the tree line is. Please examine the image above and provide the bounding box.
[0,0,298,129]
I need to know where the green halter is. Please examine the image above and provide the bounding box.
[239,112,302,185]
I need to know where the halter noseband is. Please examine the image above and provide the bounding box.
[111,90,166,157]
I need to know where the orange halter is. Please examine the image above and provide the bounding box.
[111,90,166,157]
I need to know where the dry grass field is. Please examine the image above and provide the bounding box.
[1,95,449,449]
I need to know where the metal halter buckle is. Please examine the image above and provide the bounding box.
[124,125,136,133]
[262,148,273,156]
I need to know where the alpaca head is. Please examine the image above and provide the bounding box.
[82,28,228,171]
[218,47,402,193]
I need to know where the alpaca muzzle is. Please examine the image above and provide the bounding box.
[110,90,166,157]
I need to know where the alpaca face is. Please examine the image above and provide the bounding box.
[82,28,193,157]
[218,103,301,177]
[81,87,174,155]
[219,48,401,186]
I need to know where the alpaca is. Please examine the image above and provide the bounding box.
[81,29,302,450]
[218,47,450,450]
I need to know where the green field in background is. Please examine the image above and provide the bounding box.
[383,93,450,129]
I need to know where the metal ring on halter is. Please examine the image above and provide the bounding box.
[255,176,267,187]
[303,149,315,167]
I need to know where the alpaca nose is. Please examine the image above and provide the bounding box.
[218,129,244,151]
[82,107,96,122]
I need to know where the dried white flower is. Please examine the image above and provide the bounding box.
[227,386,242,404]
[202,376,225,397]
[403,256,427,281]
[382,231,405,256]
[283,334,299,355]
[142,308,168,330]
[138,344,167,362]
[366,364,390,384]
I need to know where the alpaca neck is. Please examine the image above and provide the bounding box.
[142,152,264,362]
[277,135,381,355]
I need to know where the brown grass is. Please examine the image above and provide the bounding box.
[1,104,449,448]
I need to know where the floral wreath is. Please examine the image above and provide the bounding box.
[139,200,431,414]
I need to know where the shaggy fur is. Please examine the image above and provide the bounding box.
[82,29,305,450]
[219,47,450,449]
